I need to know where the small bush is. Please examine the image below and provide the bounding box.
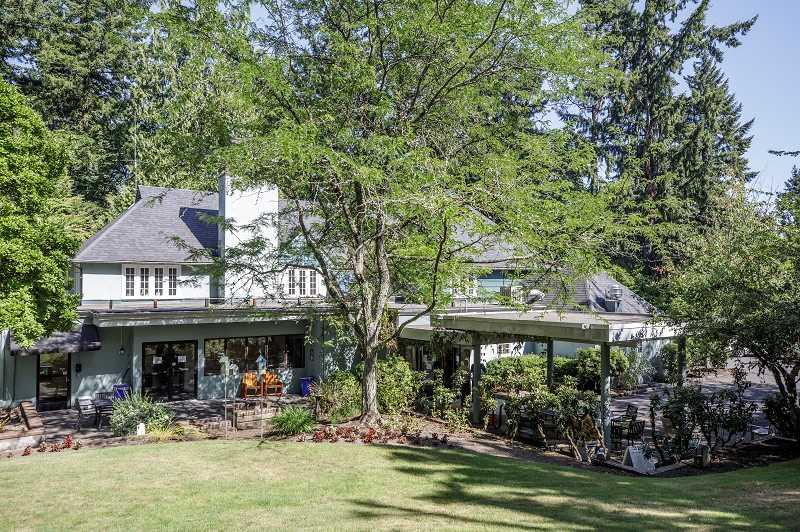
[574,347,628,392]
[376,356,422,415]
[110,394,172,436]
[312,370,362,422]
[764,393,800,440]
[273,406,315,435]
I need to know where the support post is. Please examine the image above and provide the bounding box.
[677,336,687,387]
[600,342,611,446]
[471,333,482,426]
[546,338,555,389]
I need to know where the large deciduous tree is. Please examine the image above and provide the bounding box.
[668,191,800,441]
[0,81,82,346]
[156,0,612,421]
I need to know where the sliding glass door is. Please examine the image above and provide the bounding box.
[142,341,197,401]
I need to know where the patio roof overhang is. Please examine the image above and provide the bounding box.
[431,309,680,346]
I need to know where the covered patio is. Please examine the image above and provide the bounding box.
[431,309,685,443]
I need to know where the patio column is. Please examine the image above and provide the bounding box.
[471,333,482,425]
[600,342,611,446]
[676,336,687,387]
[546,338,555,389]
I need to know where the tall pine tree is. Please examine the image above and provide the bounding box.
[1,0,151,205]
[563,0,756,304]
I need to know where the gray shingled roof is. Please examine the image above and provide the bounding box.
[541,271,655,314]
[74,186,219,263]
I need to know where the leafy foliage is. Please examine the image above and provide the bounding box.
[374,356,422,415]
[574,347,628,392]
[311,370,362,422]
[668,193,800,442]
[147,0,612,420]
[0,81,82,346]
[1,0,152,205]
[273,406,315,436]
[109,394,172,436]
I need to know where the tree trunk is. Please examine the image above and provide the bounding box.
[360,341,380,425]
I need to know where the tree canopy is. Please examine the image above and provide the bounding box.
[0,81,82,346]
[149,0,615,419]
[668,191,800,440]
[561,0,756,304]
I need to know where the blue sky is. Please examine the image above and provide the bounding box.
[707,0,798,194]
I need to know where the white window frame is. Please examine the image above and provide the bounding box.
[299,269,307,296]
[124,267,135,297]
[121,264,182,299]
[309,270,317,296]
[139,267,150,296]
[288,269,296,296]
[154,267,164,296]
[168,267,178,296]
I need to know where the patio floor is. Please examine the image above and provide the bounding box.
[39,395,311,443]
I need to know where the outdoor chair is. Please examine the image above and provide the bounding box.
[95,400,114,430]
[241,372,260,399]
[614,403,639,423]
[610,418,625,450]
[261,372,284,396]
[625,420,646,446]
[75,398,96,431]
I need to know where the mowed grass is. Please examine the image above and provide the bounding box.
[1,440,799,530]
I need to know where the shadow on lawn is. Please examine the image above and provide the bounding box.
[348,445,787,530]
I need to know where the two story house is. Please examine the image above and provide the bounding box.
[0,179,665,411]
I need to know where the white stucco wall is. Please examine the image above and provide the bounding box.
[220,179,281,300]
[78,262,211,302]
[79,262,122,300]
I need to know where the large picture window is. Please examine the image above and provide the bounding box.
[203,334,305,376]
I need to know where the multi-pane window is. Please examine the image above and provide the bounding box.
[154,267,164,296]
[299,269,307,296]
[168,267,178,296]
[498,343,510,356]
[125,268,135,297]
[203,335,305,376]
[309,270,317,296]
[288,269,296,296]
[139,267,150,296]
[123,265,180,298]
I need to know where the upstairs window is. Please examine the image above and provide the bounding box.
[139,267,150,296]
[154,267,164,296]
[125,268,135,297]
[288,269,296,296]
[309,270,317,296]
[122,264,181,299]
[299,269,307,296]
[168,267,178,296]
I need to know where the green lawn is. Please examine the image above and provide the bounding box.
[1,440,798,530]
